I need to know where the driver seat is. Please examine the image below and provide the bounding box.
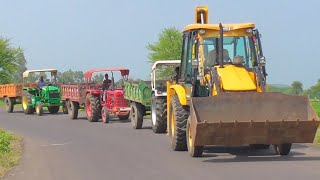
[207,49,231,66]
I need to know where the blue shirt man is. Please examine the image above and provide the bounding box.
[38,76,46,89]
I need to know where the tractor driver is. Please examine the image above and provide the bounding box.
[206,48,231,67]
[38,76,46,89]
[102,73,112,102]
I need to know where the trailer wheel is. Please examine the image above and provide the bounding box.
[187,118,203,157]
[274,143,292,155]
[102,107,110,123]
[62,101,68,114]
[249,144,270,150]
[67,101,79,120]
[85,94,101,122]
[169,95,188,151]
[35,102,43,116]
[48,106,60,114]
[118,114,129,120]
[130,102,143,129]
[4,97,14,113]
[22,91,34,115]
[151,96,167,133]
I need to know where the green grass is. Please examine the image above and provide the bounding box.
[0,100,4,108]
[0,130,22,178]
[312,101,320,146]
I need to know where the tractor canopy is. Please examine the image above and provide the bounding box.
[84,68,130,79]
[23,69,58,78]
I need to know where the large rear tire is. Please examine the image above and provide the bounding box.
[85,94,101,122]
[67,101,79,120]
[22,91,34,115]
[151,96,167,134]
[187,118,203,157]
[169,95,189,151]
[130,102,143,129]
[4,97,14,113]
[48,106,60,114]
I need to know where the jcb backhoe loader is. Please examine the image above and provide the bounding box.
[167,6,320,157]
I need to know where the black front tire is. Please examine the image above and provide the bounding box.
[4,97,14,113]
[102,107,110,123]
[274,143,292,155]
[22,91,34,115]
[35,102,43,116]
[169,95,189,151]
[187,119,203,157]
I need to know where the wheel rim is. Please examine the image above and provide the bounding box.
[151,101,156,125]
[188,124,193,148]
[170,108,175,136]
[86,100,92,117]
[22,97,28,110]
[131,106,136,122]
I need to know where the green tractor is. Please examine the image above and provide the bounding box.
[21,69,62,116]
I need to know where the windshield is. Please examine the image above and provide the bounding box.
[201,36,254,69]
[24,72,57,84]
[153,65,179,89]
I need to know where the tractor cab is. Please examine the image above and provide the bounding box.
[151,60,180,97]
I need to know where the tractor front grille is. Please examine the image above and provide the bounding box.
[49,92,60,99]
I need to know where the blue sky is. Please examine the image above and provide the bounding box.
[0,0,319,88]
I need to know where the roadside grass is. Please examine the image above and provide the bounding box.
[312,101,320,146]
[0,100,3,108]
[0,130,22,178]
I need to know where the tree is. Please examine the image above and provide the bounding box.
[147,27,182,79]
[291,81,303,95]
[303,80,320,99]
[92,74,104,83]
[11,48,27,83]
[57,69,84,84]
[0,37,27,84]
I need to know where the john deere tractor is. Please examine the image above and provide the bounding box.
[21,69,62,116]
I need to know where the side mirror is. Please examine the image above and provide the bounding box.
[259,56,266,67]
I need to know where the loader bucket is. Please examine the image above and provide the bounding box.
[189,92,320,146]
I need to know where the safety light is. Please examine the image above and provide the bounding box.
[199,29,206,35]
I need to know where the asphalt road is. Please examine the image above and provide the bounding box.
[0,108,320,180]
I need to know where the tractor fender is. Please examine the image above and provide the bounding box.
[169,85,187,106]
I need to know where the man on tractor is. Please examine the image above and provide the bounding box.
[102,73,112,101]
[38,76,46,89]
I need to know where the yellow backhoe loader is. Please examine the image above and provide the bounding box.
[167,6,320,157]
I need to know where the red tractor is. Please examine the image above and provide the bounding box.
[61,68,130,123]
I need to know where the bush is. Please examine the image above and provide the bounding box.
[0,131,12,153]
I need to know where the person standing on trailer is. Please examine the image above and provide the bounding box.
[102,73,112,101]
